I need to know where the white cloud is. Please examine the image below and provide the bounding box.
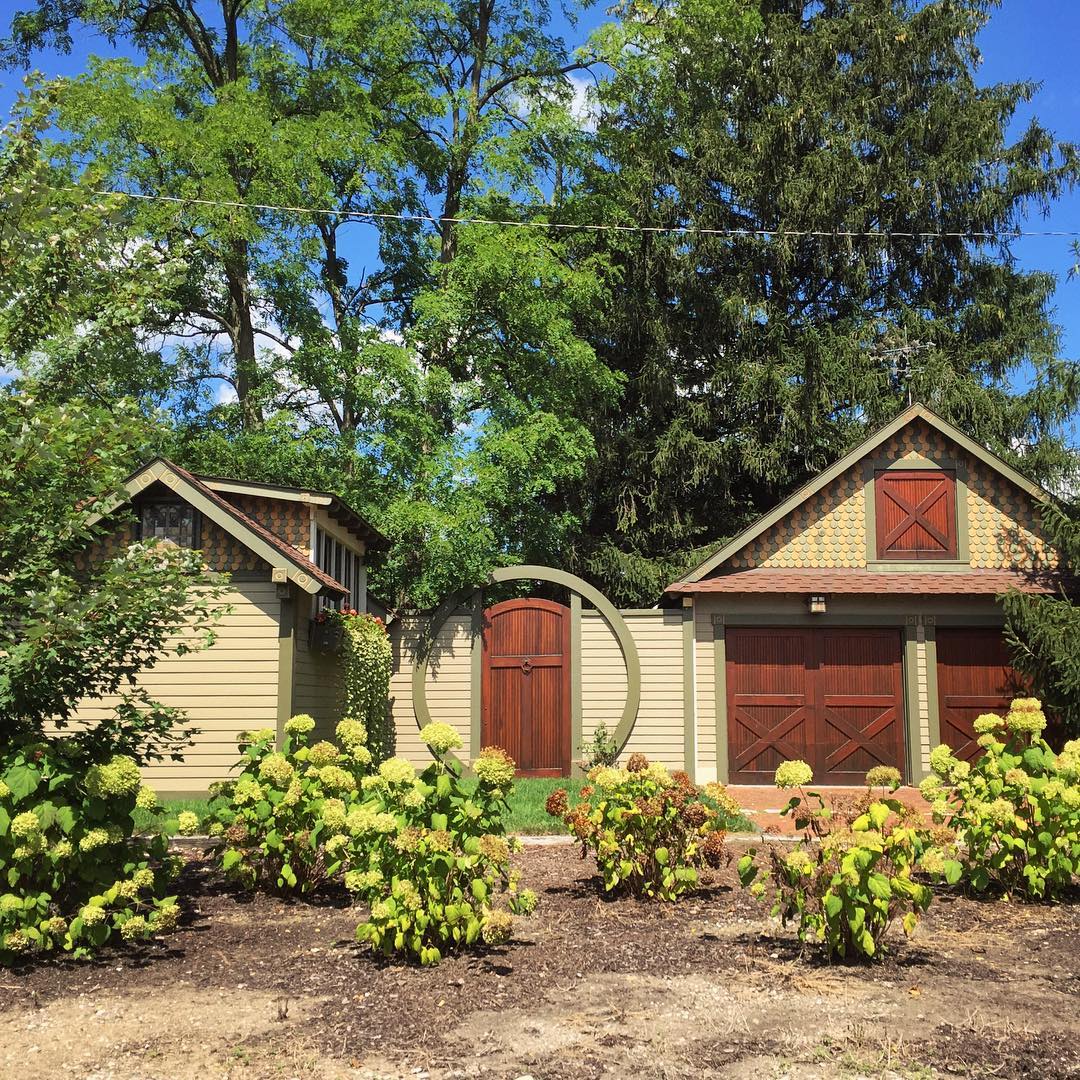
[566,72,599,134]
[214,381,238,405]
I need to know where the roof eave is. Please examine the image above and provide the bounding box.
[96,459,332,595]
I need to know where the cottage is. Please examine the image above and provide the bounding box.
[67,406,1067,793]
[392,404,1065,786]
[665,402,1065,785]
[73,458,386,793]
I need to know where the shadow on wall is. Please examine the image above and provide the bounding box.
[397,606,475,678]
[994,520,1058,576]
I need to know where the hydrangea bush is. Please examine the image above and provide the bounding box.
[738,764,938,960]
[350,725,536,965]
[546,754,740,900]
[1,738,183,962]
[203,714,373,893]
[921,697,1080,900]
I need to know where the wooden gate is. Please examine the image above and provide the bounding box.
[727,627,906,784]
[481,598,571,777]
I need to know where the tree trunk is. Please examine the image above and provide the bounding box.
[225,244,260,429]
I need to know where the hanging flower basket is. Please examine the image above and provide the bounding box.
[309,615,344,653]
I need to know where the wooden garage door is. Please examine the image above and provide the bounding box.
[481,598,571,777]
[727,628,906,784]
[936,629,1025,761]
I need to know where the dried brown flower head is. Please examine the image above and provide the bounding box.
[700,830,728,868]
[545,788,570,818]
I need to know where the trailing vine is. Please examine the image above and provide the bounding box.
[337,609,393,763]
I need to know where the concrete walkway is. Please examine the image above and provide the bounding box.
[731,784,933,835]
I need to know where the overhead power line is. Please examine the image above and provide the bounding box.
[75,186,1080,240]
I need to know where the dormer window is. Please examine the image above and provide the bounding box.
[315,525,365,611]
[140,501,198,548]
[875,469,957,560]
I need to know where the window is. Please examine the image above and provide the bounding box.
[875,469,957,560]
[140,501,198,548]
[314,526,365,611]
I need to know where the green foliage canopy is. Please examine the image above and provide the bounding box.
[3,0,1079,610]
[0,394,226,762]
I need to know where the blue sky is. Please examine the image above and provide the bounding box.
[974,1,1080,362]
[3,0,1080,367]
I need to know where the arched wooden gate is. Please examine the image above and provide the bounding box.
[480,598,571,777]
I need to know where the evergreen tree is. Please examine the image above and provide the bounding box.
[1003,504,1080,736]
[570,0,1080,604]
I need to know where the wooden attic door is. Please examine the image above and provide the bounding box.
[875,469,958,560]
[481,598,571,777]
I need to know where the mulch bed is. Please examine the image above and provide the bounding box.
[3,844,1080,1078]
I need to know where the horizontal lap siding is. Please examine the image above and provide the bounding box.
[68,583,280,793]
[292,633,344,743]
[581,611,685,771]
[389,616,472,768]
[694,607,717,782]
[580,614,625,749]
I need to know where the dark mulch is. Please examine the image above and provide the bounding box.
[1,846,762,1037]
[3,843,1080,1078]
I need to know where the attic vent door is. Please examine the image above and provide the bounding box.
[875,469,957,560]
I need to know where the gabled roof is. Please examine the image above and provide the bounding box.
[668,403,1052,590]
[195,474,388,550]
[93,458,349,596]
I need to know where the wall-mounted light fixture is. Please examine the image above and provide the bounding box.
[808,594,827,614]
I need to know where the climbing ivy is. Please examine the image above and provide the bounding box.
[338,611,393,764]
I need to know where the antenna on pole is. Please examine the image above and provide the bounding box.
[872,340,934,407]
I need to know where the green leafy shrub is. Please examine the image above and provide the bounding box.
[350,726,535,965]
[921,697,1080,900]
[738,764,937,960]
[337,610,394,764]
[1,739,184,962]
[546,754,738,900]
[578,720,620,770]
[203,714,373,893]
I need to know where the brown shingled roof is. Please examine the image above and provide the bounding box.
[164,461,349,596]
[666,568,1064,596]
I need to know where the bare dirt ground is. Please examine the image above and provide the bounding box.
[1,844,1078,1080]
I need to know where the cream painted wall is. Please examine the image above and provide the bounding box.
[292,632,344,743]
[388,608,688,774]
[582,610,685,770]
[67,582,281,794]
[388,615,473,768]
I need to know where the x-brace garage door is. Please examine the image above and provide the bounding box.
[726,628,907,785]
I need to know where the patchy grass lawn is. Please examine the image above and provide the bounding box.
[134,796,212,833]
[2,845,1078,1080]
[141,778,754,836]
[460,776,581,834]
